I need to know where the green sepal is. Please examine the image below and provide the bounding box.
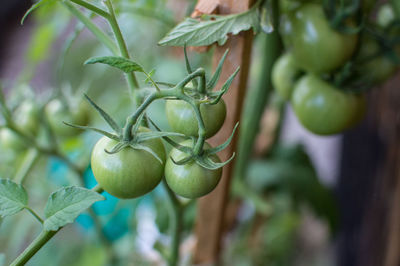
[84,94,121,135]
[148,118,193,154]
[209,67,240,105]
[170,154,194,165]
[184,44,199,89]
[62,122,120,141]
[135,131,186,142]
[205,122,239,155]
[104,142,128,154]
[196,153,235,170]
[130,143,163,164]
[206,49,229,91]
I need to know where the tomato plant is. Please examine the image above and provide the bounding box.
[281,3,358,73]
[165,99,226,139]
[91,128,166,199]
[291,74,366,135]
[165,140,222,199]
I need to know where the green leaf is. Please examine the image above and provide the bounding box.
[158,7,260,47]
[0,179,28,218]
[0,253,4,266]
[84,56,145,73]
[21,0,55,25]
[44,186,104,231]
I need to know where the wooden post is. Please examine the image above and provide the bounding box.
[192,0,254,264]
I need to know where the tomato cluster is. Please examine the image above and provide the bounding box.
[273,1,400,135]
[90,99,226,199]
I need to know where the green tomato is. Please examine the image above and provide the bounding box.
[0,129,26,150]
[164,140,222,199]
[45,99,90,137]
[15,100,40,135]
[281,3,358,73]
[272,53,302,100]
[291,74,366,135]
[357,37,398,85]
[165,99,226,139]
[91,127,166,199]
[0,100,40,151]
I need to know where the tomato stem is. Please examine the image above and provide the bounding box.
[162,179,183,266]
[14,148,40,184]
[104,0,140,105]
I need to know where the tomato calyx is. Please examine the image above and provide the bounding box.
[151,119,238,170]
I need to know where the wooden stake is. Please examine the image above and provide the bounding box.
[193,0,254,264]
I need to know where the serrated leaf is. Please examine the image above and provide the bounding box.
[84,56,144,73]
[44,186,104,231]
[0,179,28,218]
[159,7,260,47]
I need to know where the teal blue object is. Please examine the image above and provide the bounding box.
[84,167,119,215]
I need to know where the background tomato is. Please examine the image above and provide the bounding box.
[91,127,166,199]
[164,140,222,199]
[281,3,358,73]
[165,99,226,139]
[272,53,303,100]
[45,98,90,137]
[291,74,366,135]
[357,37,398,85]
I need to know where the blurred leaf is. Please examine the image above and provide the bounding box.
[26,23,56,65]
[247,144,338,232]
[21,0,56,25]
[72,244,107,266]
[260,211,300,264]
[158,7,260,46]
[0,179,28,218]
[44,186,105,231]
[84,56,145,73]
[0,253,4,266]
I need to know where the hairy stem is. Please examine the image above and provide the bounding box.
[104,0,140,103]
[10,230,59,266]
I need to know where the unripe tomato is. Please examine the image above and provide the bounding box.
[272,53,302,100]
[281,3,358,73]
[165,99,226,139]
[377,3,396,27]
[0,99,40,150]
[164,140,222,199]
[91,127,166,199]
[15,100,40,135]
[357,38,398,85]
[0,129,25,150]
[45,99,90,137]
[291,74,366,135]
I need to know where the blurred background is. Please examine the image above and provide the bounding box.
[0,0,399,265]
